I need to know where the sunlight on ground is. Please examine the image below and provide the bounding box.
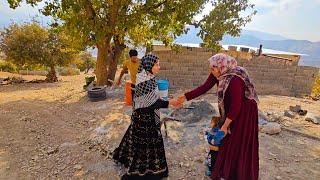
[0,149,8,172]
[102,112,128,126]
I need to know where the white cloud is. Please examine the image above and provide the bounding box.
[250,0,303,13]
[0,0,48,27]
[250,0,278,8]
[197,0,320,41]
[246,0,320,41]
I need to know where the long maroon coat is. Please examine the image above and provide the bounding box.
[185,74,259,180]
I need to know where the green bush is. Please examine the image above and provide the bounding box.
[0,61,18,73]
[57,67,80,76]
[74,51,96,73]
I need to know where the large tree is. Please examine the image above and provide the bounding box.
[7,0,256,85]
[0,22,79,82]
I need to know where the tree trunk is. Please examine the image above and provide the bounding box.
[84,61,89,74]
[106,55,117,86]
[46,65,58,82]
[96,40,110,86]
[106,41,125,86]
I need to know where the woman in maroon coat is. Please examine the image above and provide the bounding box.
[178,53,259,180]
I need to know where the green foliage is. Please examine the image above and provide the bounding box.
[75,51,96,72]
[0,61,18,73]
[0,21,79,68]
[56,67,80,76]
[195,0,256,51]
[19,64,48,71]
[118,48,130,65]
[6,0,256,84]
[0,22,48,66]
[7,0,256,51]
[311,72,320,98]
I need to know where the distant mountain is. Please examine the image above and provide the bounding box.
[222,35,320,57]
[175,26,290,44]
[175,26,320,67]
[175,26,202,44]
[241,30,288,41]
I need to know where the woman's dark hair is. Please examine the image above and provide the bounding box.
[129,49,138,57]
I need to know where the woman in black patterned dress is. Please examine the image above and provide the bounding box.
[113,54,176,180]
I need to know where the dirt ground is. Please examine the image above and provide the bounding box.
[0,72,319,180]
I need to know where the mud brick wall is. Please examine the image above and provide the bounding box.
[153,47,319,97]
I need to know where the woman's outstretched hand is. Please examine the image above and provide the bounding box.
[168,95,187,108]
[169,99,181,108]
[177,95,186,105]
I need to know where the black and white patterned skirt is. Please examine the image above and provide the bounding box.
[113,109,168,179]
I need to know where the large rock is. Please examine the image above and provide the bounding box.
[260,122,281,135]
[170,101,217,123]
[305,113,320,124]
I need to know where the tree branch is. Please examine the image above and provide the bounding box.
[84,0,96,20]
[141,0,168,13]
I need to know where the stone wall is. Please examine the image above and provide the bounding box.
[153,47,319,97]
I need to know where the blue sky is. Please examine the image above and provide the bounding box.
[1,0,320,42]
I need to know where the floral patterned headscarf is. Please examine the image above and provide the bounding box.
[208,53,259,123]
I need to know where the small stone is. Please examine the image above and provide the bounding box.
[20,116,33,122]
[196,158,203,163]
[47,147,59,155]
[95,126,107,135]
[268,152,277,157]
[268,112,282,122]
[284,110,295,118]
[305,113,320,124]
[74,164,82,170]
[276,176,282,180]
[259,118,268,125]
[179,162,184,167]
[298,110,308,116]
[117,119,123,125]
[258,111,269,121]
[185,163,190,168]
[260,122,281,135]
[258,119,268,129]
[289,105,301,113]
[32,155,39,161]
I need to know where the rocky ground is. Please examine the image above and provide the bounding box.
[0,72,319,180]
